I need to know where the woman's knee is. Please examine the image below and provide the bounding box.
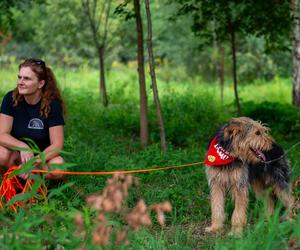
[46,156,65,180]
[48,156,64,165]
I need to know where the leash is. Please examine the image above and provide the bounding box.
[31,161,205,175]
[261,141,300,164]
[0,161,204,211]
[1,138,299,212]
[0,166,47,212]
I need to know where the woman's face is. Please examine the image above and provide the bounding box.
[17,66,45,96]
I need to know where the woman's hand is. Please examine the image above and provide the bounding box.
[18,150,34,179]
[20,150,34,164]
[18,171,29,180]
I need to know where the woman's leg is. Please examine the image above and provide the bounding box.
[0,146,20,174]
[1,147,65,180]
[45,156,65,180]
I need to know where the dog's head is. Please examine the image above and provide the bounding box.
[218,117,273,164]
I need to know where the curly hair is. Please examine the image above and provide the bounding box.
[12,59,65,118]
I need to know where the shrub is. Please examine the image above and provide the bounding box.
[150,91,225,147]
[243,101,300,139]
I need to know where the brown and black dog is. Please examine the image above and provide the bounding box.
[204,117,294,234]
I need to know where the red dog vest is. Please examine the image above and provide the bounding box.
[204,136,235,166]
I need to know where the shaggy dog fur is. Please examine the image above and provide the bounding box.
[205,117,294,234]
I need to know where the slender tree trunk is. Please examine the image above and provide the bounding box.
[144,0,167,152]
[99,47,108,106]
[291,0,300,106]
[218,45,225,103]
[229,27,241,115]
[82,0,110,107]
[225,2,241,115]
[133,0,149,146]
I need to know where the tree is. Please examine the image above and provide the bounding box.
[144,0,167,151]
[0,1,13,36]
[175,1,245,114]
[217,45,225,103]
[9,0,115,66]
[31,0,90,64]
[133,0,149,146]
[225,2,240,114]
[175,0,292,114]
[82,0,112,107]
[291,0,300,106]
[0,0,33,56]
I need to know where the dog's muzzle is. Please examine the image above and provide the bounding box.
[250,148,267,161]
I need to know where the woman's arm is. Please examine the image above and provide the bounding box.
[0,114,28,148]
[41,125,64,162]
[0,113,33,163]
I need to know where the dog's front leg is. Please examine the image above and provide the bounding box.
[205,182,225,233]
[230,186,248,235]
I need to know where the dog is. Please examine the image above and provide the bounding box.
[204,117,294,234]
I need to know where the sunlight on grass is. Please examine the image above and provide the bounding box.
[1,64,292,106]
[240,77,291,104]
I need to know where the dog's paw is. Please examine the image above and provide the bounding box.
[280,211,295,222]
[229,226,243,236]
[205,225,223,233]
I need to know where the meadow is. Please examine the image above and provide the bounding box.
[0,63,300,249]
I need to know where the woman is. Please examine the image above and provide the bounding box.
[0,58,65,179]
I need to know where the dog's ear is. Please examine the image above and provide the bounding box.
[216,123,236,150]
[223,122,241,140]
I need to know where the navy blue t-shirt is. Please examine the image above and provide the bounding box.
[0,91,65,151]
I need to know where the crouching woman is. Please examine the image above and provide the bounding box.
[0,58,65,179]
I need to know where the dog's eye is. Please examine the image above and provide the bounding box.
[255,131,261,136]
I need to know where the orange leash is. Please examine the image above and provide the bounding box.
[31,161,205,175]
[0,166,47,212]
[0,161,204,211]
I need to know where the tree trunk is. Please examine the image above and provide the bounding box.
[291,0,300,106]
[229,26,241,115]
[81,0,110,107]
[99,47,108,107]
[133,0,149,146]
[218,45,225,103]
[144,0,167,152]
[225,2,241,115]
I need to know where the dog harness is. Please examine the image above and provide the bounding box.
[204,136,235,166]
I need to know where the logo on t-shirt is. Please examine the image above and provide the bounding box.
[28,118,44,130]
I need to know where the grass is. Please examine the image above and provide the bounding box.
[0,63,299,249]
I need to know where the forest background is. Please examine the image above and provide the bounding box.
[0,0,300,249]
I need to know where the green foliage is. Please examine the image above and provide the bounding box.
[237,36,277,83]
[0,66,299,249]
[152,92,223,146]
[0,0,293,84]
[0,0,14,33]
[0,202,81,249]
[171,0,292,85]
[175,0,291,50]
[243,101,300,139]
[215,207,300,250]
